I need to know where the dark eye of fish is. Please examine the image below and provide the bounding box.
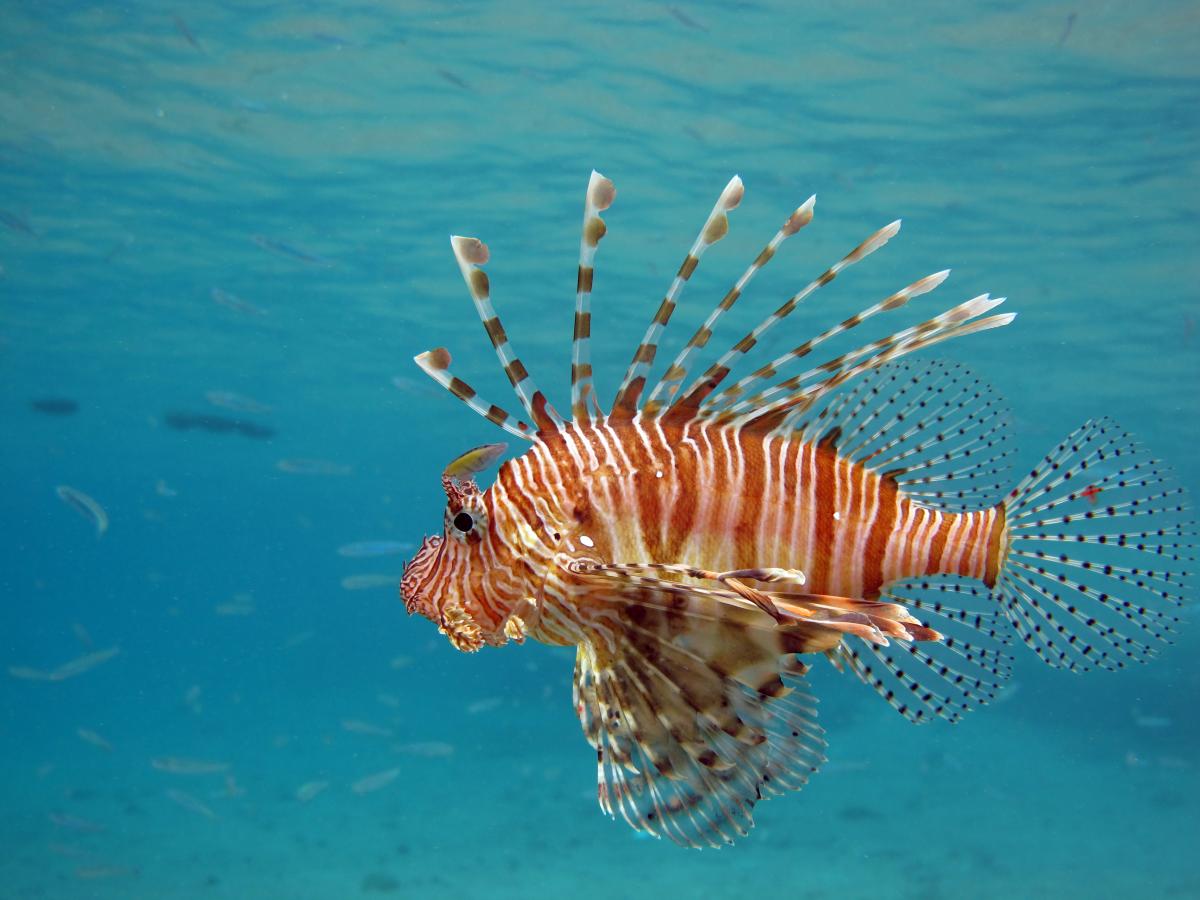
[452,512,474,532]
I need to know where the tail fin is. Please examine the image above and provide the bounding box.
[997,418,1193,671]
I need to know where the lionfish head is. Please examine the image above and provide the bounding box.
[400,466,499,653]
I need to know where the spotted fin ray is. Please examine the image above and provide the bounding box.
[996,418,1192,671]
[792,358,1016,511]
[832,576,1015,724]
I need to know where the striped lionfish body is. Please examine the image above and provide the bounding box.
[400,172,1193,848]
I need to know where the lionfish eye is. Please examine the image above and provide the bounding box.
[452,511,474,533]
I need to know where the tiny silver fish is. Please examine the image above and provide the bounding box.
[0,209,36,237]
[211,287,267,316]
[50,647,121,681]
[252,235,334,266]
[296,780,329,803]
[341,719,394,737]
[165,788,216,819]
[350,767,400,795]
[340,574,399,591]
[151,756,230,775]
[56,485,108,536]
[76,728,113,752]
[393,741,454,758]
[205,390,271,415]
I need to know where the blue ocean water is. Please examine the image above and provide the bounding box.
[2,1,1197,897]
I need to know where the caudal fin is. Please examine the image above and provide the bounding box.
[997,418,1193,671]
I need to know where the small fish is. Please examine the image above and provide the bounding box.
[151,756,230,775]
[251,234,334,266]
[666,5,708,31]
[172,15,203,53]
[336,540,413,558]
[443,443,507,480]
[56,485,108,536]
[397,171,1194,847]
[377,692,401,708]
[71,622,93,647]
[1057,11,1077,47]
[30,397,78,415]
[49,647,121,681]
[155,479,178,498]
[164,411,275,440]
[211,287,267,316]
[437,69,470,90]
[8,665,55,681]
[350,767,400,795]
[341,719,394,737]
[393,741,454,758]
[466,697,502,715]
[76,728,113,752]
[1134,714,1171,729]
[165,788,216,819]
[0,209,36,237]
[296,780,329,803]
[214,600,255,616]
[277,458,352,476]
[204,390,271,415]
[340,574,399,591]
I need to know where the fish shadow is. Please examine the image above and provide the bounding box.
[163,410,276,440]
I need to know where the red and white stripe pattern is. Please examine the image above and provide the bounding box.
[405,417,1005,647]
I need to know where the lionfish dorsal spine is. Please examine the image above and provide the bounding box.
[609,175,745,421]
[644,194,816,418]
[730,294,1013,434]
[412,347,534,441]
[572,171,616,423]
[709,268,951,417]
[450,235,565,434]
[667,218,902,418]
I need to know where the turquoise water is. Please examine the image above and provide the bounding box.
[2,2,1197,897]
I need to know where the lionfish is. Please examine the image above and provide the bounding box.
[400,172,1192,848]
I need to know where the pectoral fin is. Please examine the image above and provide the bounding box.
[551,557,829,848]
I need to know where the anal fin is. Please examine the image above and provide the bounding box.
[831,576,1015,724]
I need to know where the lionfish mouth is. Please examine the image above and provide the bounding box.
[399,535,442,618]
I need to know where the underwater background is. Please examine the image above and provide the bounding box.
[2,1,1197,897]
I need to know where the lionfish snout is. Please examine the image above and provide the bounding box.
[400,535,443,619]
